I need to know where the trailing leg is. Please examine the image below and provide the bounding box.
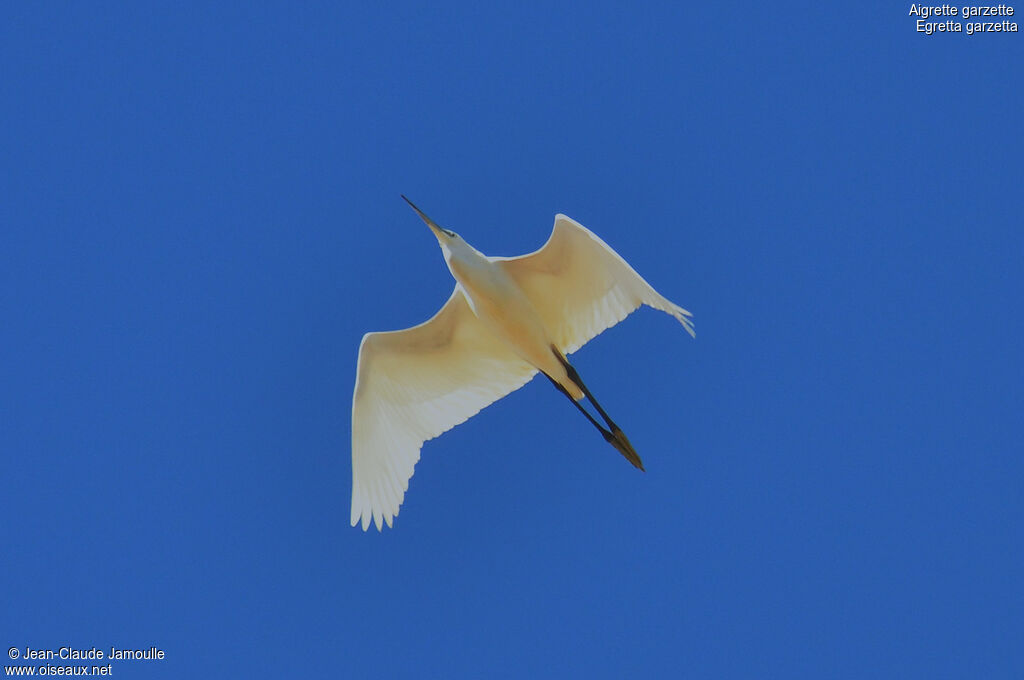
[544,371,645,471]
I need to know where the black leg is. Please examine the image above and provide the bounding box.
[545,374,616,442]
[563,362,620,431]
[545,367,645,471]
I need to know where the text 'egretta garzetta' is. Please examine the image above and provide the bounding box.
[351,197,695,530]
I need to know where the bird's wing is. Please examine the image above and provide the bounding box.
[351,286,538,531]
[495,214,695,355]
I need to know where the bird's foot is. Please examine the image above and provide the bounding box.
[604,428,645,471]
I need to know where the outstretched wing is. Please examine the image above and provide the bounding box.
[495,214,695,355]
[351,286,538,530]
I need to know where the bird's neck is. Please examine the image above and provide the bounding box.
[446,245,492,287]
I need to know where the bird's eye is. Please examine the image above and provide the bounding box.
[445,230,458,239]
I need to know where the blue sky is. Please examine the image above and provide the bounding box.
[2,2,1021,678]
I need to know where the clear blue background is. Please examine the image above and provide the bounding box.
[3,2,1021,678]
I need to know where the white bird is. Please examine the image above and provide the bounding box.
[351,197,695,530]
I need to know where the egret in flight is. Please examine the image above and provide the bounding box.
[351,197,695,530]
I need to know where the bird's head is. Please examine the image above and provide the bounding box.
[401,195,471,262]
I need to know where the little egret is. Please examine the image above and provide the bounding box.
[351,197,695,530]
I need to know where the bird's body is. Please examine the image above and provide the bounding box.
[444,239,580,399]
[350,198,695,530]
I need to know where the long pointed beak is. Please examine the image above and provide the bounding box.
[401,195,444,238]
